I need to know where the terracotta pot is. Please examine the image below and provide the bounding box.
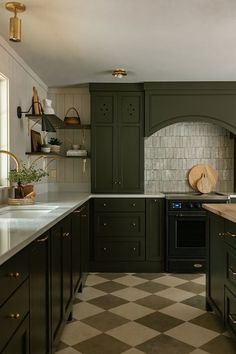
[23,184,34,196]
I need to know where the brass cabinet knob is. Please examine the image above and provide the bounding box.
[9,313,20,320]
[103,203,107,207]
[37,236,48,243]
[103,247,107,251]
[63,232,70,238]
[131,222,136,227]
[103,222,107,227]
[81,214,87,218]
[132,203,136,207]
[8,272,20,278]
[132,247,136,251]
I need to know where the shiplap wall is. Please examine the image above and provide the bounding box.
[0,36,48,202]
[48,87,91,191]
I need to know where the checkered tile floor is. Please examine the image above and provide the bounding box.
[56,273,236,354]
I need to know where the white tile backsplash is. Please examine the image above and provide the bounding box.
[144,122,234,193]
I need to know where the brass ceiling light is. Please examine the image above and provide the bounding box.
[5,2,26,42]
[112,68,127,78]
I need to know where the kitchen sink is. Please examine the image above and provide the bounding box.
[0,205,58,219]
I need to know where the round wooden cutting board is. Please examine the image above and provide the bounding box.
[188,164,218,192]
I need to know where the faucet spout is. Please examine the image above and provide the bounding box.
[0,150,20,172]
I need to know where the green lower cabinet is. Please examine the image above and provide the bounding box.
[3,315,30,354]
[207,213,225,317]
[225,287,236,336]
[146,198,164,264]
[29,233,49,354]
[91,198,164,272]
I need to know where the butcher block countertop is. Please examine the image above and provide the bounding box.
[203,203,236,223]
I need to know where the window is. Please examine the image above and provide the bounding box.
[0,73,9,186]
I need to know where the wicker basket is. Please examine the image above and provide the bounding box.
[8,198,35,206]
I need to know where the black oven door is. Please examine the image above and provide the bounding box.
[168,211,206,257]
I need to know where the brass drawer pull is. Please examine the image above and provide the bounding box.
[228,266,236,276]
[103,203,107,207]
[103,247,107,251]
[132,247,136,251]
[229,314,236,324]
[194,263,203,268]
[218,232,224,237]
[73,206,86,214]
[81,214,87,218]
[103,222,107,227]
[8,272,20,278]
[9,313,20,320]
[131,222,136,227]
[63,232,70,238]
[37,236,48,243]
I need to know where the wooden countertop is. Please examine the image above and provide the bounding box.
[203,203,236,223]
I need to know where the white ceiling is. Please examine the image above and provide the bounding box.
[1,0,236,87]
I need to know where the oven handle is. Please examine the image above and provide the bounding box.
[168,212,206,217]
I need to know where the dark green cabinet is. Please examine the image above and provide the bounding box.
[90,85,144,193]
[207,212,236,338]
[146,198,164,266]
[29,233,49,354]
[90,197,164,272]
[207,213,225,317]
[3,315,30,354]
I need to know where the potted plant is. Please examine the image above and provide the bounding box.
[48,137,62,153]
[8,163,48,197]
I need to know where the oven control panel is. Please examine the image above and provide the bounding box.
[168,199,227,211]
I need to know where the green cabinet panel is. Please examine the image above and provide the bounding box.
[119,125,144,193]
[90,85,144,194]
[95,213,145,237]
[144,82,236,137]
[146,198,164,262]
[3,315,29,354]
[94,198,145,212]
[29,233,49,354]
[225,287,236,336]
[207,213,225,316]
[62,217,73,316]
[91,93,116,124]
[95,238,145,261]
[91,125,117,193]
[119,93,142,124]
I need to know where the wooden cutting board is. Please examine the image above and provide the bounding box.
[196,172,212,194]
[188,164,218,192]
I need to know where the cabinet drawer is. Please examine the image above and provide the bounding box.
[0,279,29,352]
[225,287,236,336]
[223,220,236,249]
[95,213,145,237]
[94,198,145,212]
[95,238,145,261]
[0,248,29,306]
[226,245,236,290]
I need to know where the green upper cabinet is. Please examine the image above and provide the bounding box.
[90,84,144,194]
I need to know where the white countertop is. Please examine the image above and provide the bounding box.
[0,192,165,265]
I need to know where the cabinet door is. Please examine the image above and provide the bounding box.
[72,209,82,293]
[91,125,118,193]
[62,217,72,316]
[118,92,143,124]
[29,234,49,354]
[80,202,90,287]
[146,199,164,263]
[3,315,29,354]
[50,223,63,348]
[91,92,116,124]
[208,213,225,316]
[118,125,144,193]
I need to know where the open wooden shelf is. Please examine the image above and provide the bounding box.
[26,152,90,158]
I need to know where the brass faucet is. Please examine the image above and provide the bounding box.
[0,150,20,172]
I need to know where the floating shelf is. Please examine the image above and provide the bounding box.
[26,152,90,158]
[25,114,91,130]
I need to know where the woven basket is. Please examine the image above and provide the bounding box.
[8,198,35,206]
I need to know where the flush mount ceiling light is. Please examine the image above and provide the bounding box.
[5,2,26,42]
[112,68,127,78]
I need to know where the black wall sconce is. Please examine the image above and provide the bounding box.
[17,103,65,132]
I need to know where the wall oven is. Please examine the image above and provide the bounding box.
[166,193,228,273]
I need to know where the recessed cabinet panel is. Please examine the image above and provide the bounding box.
[0,280,29,353]
[95,213,145,237]
[2,315,29,354]
[226,246,236,290]
[95,238,145,261]
[119,125,144,193]
[146,198,164,261]
[92,126,117,193]
[225,287,236,336]
[119,94,142,123]
[92,94,115,123]
[94,198,145,212]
